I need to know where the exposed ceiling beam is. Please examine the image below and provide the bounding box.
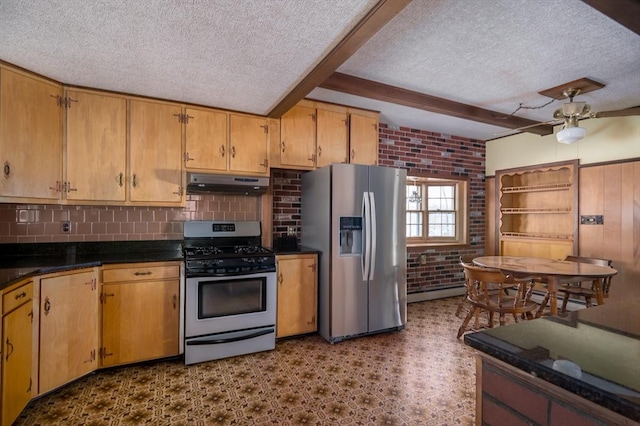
[267,0,412,118]
[581,0,640,35]
[319,72,554,136]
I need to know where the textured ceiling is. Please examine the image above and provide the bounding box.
[1,0,639,141]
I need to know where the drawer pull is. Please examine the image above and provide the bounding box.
[134,271,152,276]
[14,291,27,300]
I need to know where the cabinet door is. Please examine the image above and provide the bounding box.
[229,114,269,175]
[317,109,348,168]
[276,254,317,338]
[0,68,62,200]
[101,280,179,367]
[39,270,98,395]
[185,107,228,172]
[349,113,378,165]
[65,90,127,202]
[129,100,184,204]
[2,300,33,426]
[279,105,316,168]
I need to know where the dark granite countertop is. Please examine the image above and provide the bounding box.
[464,297,640,421]
[273,246,320,255]
[0,241,183,291]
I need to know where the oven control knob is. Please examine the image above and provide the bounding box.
[242,257,256,264]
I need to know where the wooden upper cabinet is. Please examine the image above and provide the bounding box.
[129,99,184,204]
[316,109,348,168]
[349,113,378,165]
[229,114,269,175]
[65,90,127,202]
[184,107,228,172]
[279,104,316,169]
[0,67,63,201]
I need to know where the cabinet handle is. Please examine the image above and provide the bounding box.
[308,263,317,272]
[66,181,77,192]
[278,273,283,285]
[44,297,51,315]
[259,159,268,168]
[3,161,9,178]
[27,377,32,394]
[309,113,316,122]
[172,186,184,196]
[118,172,124,187]
[172,294,177,310]
[231,146,236,158]
[351,149,356,160]
[49,181,62,192]
[318,146,322,158]
[100,347,113,359]
[220,145,225,157]
[281,141,286,153]
[134,271,152,276]
[132,174,137,187]
[101,293,115,304]
[5,338,14,361]
[308,153,315,163]
[14,291,27,300]
[184,152,194,162]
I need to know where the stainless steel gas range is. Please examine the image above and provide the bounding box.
[183,221,276,365]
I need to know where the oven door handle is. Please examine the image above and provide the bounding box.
[186,328,274,345]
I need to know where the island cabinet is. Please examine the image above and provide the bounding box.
[38,268,99,396]
[65,89,127,203]
[1,279,34,426]
[129,99,184,205]
[496,160,578,259]
[276,254,318,338]
[100,262,181,367]
[0,66,63,203]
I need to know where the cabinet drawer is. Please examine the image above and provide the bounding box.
[102,264,180,283]
[3,281,33,312]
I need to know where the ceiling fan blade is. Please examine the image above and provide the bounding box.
[592,106,640,118]
[493,120,560,136]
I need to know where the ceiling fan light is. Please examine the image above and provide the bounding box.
[556,126,586,144]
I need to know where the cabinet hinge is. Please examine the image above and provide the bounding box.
[64,97,78,109]
[260,124,269,134]
[50,94,64,107]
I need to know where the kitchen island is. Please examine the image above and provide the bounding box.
[464,297,640,424]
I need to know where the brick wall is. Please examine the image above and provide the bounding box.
[0,194,261,243]
[270,123,486,294]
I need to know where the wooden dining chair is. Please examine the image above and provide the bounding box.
[559,255,613,313]
[457,264,538,338]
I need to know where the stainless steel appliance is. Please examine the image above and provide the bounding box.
[186,173,269,194]
[301,164,407,343]
[183,221,276,365]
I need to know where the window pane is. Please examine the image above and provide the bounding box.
[406,211,423,237]
[428,212,455,237]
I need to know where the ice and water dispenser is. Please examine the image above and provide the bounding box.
[339,216,362,256]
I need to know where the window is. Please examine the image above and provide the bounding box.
[406,176,468,245]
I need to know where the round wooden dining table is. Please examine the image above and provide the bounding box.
[472,256,618,316]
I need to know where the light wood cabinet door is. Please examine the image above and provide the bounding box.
[276,254,317,338]
[184,107,228,172]
[65,90,127,202]
[280,105,316,169]
[129,99,184,204]
[39,269,98,395]
[0,68,62,201]
[101,280,179,367]
[2,287,33,426]
[229,114,269,175]
[349,113,378,165]
[317,109,348,168]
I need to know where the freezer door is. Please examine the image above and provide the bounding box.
[368,166,407,332]
[330,163,369,339]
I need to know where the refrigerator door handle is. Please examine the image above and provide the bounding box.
[362,191,371,281]
[369,191,377,279]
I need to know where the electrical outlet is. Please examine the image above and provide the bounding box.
[61,221,71,233]
[419,254,427,265]
[287,226,296,236]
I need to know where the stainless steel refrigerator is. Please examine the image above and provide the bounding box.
[301,163,407,343]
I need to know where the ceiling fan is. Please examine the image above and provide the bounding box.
[497,78,640,143]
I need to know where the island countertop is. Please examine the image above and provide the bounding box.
[464,297,640,422]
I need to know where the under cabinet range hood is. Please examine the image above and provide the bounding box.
[186,173,269,195]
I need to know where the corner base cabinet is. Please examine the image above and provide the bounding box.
[100,262,181,367]
[276,254,318,338]
[1,279,34,426]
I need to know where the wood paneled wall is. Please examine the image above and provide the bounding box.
[486,160,640,301]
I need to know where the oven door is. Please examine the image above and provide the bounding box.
[185,271,276,338]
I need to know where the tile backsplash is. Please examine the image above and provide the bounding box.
[0,194,261,243]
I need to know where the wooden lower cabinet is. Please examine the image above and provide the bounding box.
[100,262,181,367]
[276,254,318,338]
[1,280,33,426]
[38,268,99,395]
